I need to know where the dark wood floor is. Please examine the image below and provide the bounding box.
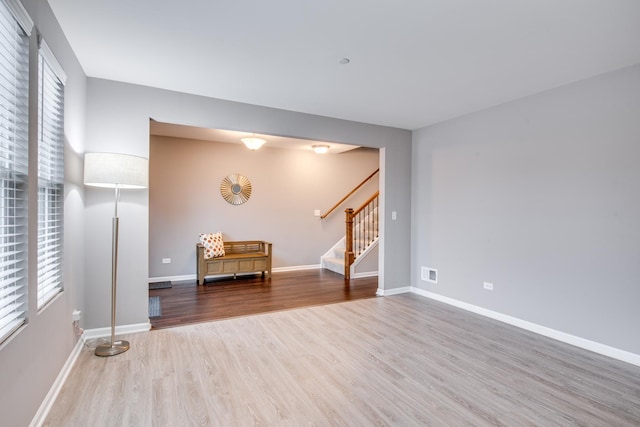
[149,269,378,329]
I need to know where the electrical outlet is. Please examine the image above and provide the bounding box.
[483,282,494,291]
[314,209,321,217]
[72,310,81,321]
[162,258,171,264]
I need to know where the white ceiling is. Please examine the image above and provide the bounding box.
[49,0,640,130]
[149,120,360,153]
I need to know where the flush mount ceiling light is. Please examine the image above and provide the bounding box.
[241,136,266,150]
[312,144,330,154]
[338,57,350,65]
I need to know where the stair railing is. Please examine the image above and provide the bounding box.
[344,191,379,280]
[320,169,379,219]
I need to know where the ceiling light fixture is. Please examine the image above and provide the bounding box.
[241,136,266,150]
[339,57,350,65]
[312,144,330,154]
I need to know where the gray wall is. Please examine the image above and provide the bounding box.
[84,78,412,330]
[0,1,87,426]
[411,64,640,355]
[149,135,379,278]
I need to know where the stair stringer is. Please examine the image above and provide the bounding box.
[351,237,379,278]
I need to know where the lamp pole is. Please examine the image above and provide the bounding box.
[95,185,129,356]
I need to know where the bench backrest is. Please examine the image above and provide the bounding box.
[224,241,266,254]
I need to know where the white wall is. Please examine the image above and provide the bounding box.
[149,135,379,278]
[84,78,412,330]
[412,64,640,355]
[0,1,87,426]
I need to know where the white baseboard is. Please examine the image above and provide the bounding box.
[149,274,196,283]
[273,264,320,272]
[82,322,151,340]
[30,338,84,427]
[148,265,322,283]
[352,270,378,279]
[376,286,410,296]
[410,287,640,367]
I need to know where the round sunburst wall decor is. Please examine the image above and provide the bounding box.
[220,173,252,205]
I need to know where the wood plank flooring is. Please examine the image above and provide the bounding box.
[149,269,378,329]
[45,293,640,426]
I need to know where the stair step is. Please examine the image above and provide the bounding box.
[332,247,345,256]
[322,257,344,275]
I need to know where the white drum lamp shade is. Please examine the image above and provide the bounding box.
[84,152,148,188]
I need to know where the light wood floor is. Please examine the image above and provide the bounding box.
[45,294,640,426]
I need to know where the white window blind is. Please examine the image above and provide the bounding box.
[0,0,30,343]
[37,40,65,309]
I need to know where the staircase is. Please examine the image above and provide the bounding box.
[321,203,379,278]
[318,169,380,279]
[321,236,379,277]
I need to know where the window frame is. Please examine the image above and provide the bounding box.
[36,39,66,309]
[0,0,33,344]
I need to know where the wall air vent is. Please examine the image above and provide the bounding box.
[421,267,438,283]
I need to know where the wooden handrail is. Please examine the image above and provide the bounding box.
[320,168,379,219]
[354,191,379,215]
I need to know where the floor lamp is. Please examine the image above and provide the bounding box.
[84,152,149,357]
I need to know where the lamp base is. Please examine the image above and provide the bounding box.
[95,340,130,357]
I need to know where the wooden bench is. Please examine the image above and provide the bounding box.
[196,240,272,285]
